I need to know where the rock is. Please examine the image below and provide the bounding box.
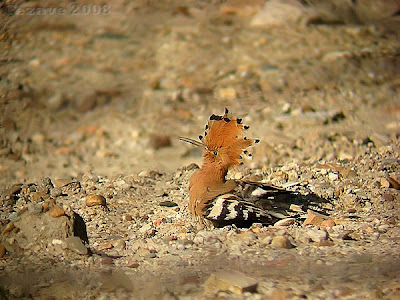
[369,133,391,147]
[237,230,257,245]
[48,206,65,218]
[124,215,133,221]
[328,172,339,181]
[306,229,328,243]
[303,210,330,227]
[386,176,400,190]
[31,192,49,202]
[159,200,178,207]
[383,193,394,201]
[53,178,76,188]
[112,239,126,251]
[127,261,140,268]
[85,194,107,207]
[271,235,295,249]
[250,0,304,27]
[3,209,88,253]
[139,223,154,235]
[204,270,258,295]
[3,222,15,234]
[64,236,88,255]
[321,219,336,228]
[274,218,296,227]
[381,177,391,188]
[50,187,62,197]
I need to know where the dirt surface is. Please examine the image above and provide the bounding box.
[1,0,400,299]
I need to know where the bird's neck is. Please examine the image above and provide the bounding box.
[200,161,228,184]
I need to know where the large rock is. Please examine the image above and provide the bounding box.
[1,205,88,256]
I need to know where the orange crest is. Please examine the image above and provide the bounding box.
[180,108,259,170]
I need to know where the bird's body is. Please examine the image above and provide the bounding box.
[180,108,293,227]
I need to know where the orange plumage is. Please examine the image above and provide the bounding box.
[179,108,259,223]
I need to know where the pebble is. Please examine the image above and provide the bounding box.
[383,193,394,201]
[204,270,258,295]
[31,192,49,202]
[139,223,153,234]
[50,187,62,197]
[386,176,400,190]
[380,178,391,188]
[127,261,140,268]
[48,206,66,218]
[85,194,107,207]
[271,235,294,249]
[123,215,133,221]
[159,200,178,207]
[53,178,76,188]
[328,172,339,181]
[64,236,88,255]
[274,218,296,227]
[320,219,336,228]
[303,210,330,227]
[306,229,328,243]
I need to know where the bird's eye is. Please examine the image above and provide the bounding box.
[213,151,218,156]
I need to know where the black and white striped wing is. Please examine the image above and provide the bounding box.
[204,193,277,227]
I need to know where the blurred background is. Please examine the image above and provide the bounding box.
[1,0,399,190]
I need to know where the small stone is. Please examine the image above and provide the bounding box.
[127,261,139,268]
[377,225,389,233]
[0,244,6,258]
[271,235,294,249]
[64,236,88,255]
[274,218,296,227]
[159,201,178,207]
[386,176,400,190]
[112,239,126,251]
[321,219,336,228]
[289,204,303,212]
[260,236,272,246]
[380,178,391,188]
[3,222,15,234]
[50,187,62,197]
[328,172,339,181]
[383,193,394,201]
[48,206,65,218]
[31,192,49,202]
[139,223,153,234]
[204,270,258,295]
[124,215,133,221]
[42,202,49,212]
[370,133,391,147]
[303,210,330,227]
[85,194,107,207]
[53,178,76,188]
[306,229,328,243]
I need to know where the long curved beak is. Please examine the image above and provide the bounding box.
[178,136,205,149]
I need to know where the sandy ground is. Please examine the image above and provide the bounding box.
[1,0,400,299]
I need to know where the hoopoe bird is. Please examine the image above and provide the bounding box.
[180,108,295,227]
